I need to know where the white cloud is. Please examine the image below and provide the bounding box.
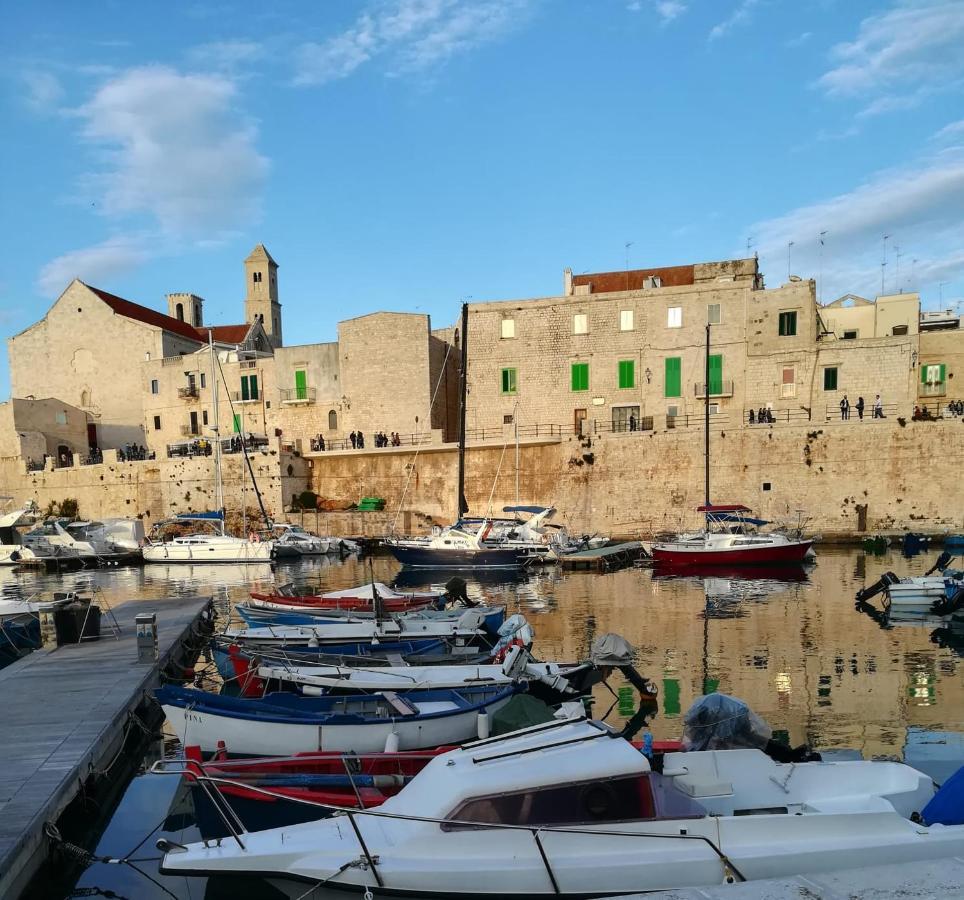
[293,0,533,86]
[36,237,149,298]
[22,71,64,112]
[73,65,268,235]
[655,1,686,24]
[818,1,964,97]
[188,39,265,71]
[709,0,762,41]
[749,149,964,301]
[786,31,812,48]
[931,118,964,142]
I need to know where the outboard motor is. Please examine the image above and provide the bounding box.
[854,571,900,606]
[931,585,964,618]
[444,576,476,608]
[590,633,658,700]
[924,551,953,577]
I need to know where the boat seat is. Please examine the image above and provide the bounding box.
[382,691,419,717]
[385,653,407,666]
[673,776,734,798]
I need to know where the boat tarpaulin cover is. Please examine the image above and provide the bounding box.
[711,512,770,527]
[590,633,635,667]
[682,693,772,752]
[491,694,556,736]
[175,511,224,521]
[922,765,964,826]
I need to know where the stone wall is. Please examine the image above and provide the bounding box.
[307,419,964,538]
[0,398,89,460]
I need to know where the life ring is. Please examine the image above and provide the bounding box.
[494,636,525,663]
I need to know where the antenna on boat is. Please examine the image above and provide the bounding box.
[456,302,470,522]
[208,331,224,515]
[704,322,711,508]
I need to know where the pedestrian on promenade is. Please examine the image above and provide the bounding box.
[840,395,850,420]
[629,414,637,432]
[856,396,865,420]
[350,431,357,449]
[358,432,365,449]
[873,394,884,418]
[748,409,755,424]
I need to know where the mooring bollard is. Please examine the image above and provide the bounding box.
[135,612,158,663]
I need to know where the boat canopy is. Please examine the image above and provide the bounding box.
[175,511,224,521]
[713,512,770,527]
[502,505,554,515]
[697,504,752,513]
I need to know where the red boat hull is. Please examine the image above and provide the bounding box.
[651,541,813,567]
[249,592,436,612]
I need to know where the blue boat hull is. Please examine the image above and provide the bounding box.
[235,606,506,633]
[386,543,527,569]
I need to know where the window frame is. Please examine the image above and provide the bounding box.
[153,415,161,431]
[841,329,858,340]
[778,310,798,337]
[664,356,682,398]
[823,367,838,391]
[573,313,588,335]
[150,379,159,395]
[500,318,516,340]
[571,362,589,392]
[500,367,518,395]
[619,309,634,331]
[618,359,635,389]
[707,303,722,325]
[667,307,682,329]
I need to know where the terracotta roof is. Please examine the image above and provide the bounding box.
[85,283,205,343]
[202,324,252,343]
[84,283,254,346]
[571,264,696,293]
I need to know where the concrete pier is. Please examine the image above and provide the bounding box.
[0,595,212,899]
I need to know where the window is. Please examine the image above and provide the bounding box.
[781,366,796,399]
[923,364,946,385]
[240,374,259,401]
[503,414,514,425]
[253,271,262,283]
[189,411,199,435]
[823,367,838,391]
[618,359,635,389]
[892,324,908,336]
[295,369,308,400]
[708,403,721,414]
[202,410,209,426]
[842,329,858,340]
[707,303,721,325]
[707,354,723,395]
[328,409,338,431]
[153,416,161,431]
[571,362,589,391]
[501,367,517,395]
[612,406,640,432]
[778,311,797,336]
[151,379,159,395]
[619,310,634,331]
[175,302,184,321]
[500,318,515,339]
[667,307,682,328]
[667,405,679,417]
[55,411,67,425]
[200,373,206,389]
[664,357,681,398]
[573,314,588,335]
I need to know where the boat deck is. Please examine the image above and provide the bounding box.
[0,595,212,899]
[558,541,647,571]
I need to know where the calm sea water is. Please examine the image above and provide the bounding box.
[3,547,961,899]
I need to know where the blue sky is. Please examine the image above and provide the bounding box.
[2,0,962,399]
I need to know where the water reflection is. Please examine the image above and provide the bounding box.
[0,548,959,899]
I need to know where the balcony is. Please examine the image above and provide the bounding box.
[180,424,201,436]
[230,390,259,404]
[280,386,317,405]
[694,380,734,398]
[178,385,199,399]
[919,382,946,398]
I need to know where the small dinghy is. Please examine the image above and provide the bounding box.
[160,714,964,898]
[249,582,443,613]
[157,682,519,756]
[856,552,964,614]
[236,601,503,630]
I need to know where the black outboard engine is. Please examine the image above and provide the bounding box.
[931,585,964,618]
[589,633,658,700]
[924,551,953,577]
[854,572,900,606]
[443,576,476,608]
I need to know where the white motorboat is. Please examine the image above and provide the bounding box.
[143,513,274,564]
[887,576,951,608]
[21,519,101,562]
[0,500,58,566]
[159,716,964,897]
[271,524,330,557]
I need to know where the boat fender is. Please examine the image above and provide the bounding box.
[477,712,490,740]
[384,731,400,753]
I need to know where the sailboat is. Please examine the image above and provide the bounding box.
[652,324,813,567]
[384,304,529,569]
[143,333,275,565]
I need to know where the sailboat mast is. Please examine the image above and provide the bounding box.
[209,331,224,514]
[704,323,710,508]
[456,302,469,521]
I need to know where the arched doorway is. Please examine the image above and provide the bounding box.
[328,409,338,430]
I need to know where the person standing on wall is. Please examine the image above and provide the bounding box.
[840,395,850,421]
[856,396,865,421]
[873,394,884,418]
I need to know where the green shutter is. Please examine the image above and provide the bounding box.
[571,363,589,391]
[662,678,681,717]
[824,367,838,391]
[708,355,723,395]
[501,368,516,394]
[295,370,307,400]
[250,375,258,400]
[921,365,928,384]
[939,364,946,383]
[618,359,634,389]
[664,357,681,398]
[240,377,250,401]
[232,413,241,434]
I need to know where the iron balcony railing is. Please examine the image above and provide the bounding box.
[280,387,317,404]
[177,385,199,399]
[693,380,734,398]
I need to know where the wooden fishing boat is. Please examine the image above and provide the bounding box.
[249,582,442,613]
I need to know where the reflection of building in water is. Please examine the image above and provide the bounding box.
[524,551,963,759]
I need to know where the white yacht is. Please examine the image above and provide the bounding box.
[271,524,330,557]
[158,716,964,897]
[143,513,274,564]
[0,500,58,566]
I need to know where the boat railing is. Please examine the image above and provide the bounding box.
[151,764,747,891]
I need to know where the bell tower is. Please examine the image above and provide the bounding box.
[244,243,282,348]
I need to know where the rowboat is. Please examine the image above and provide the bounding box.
[159,717,964,898]
[249,582,443,613]
[235,602,497,629]
[157,683,519,755]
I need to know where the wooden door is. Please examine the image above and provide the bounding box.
[574,408,587,436]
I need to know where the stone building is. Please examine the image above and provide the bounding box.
[0,398,89,464]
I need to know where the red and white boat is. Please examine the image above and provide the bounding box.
[651,505,813,567]
[249,582,442,614]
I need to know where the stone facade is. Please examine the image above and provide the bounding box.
[0,398,89,462]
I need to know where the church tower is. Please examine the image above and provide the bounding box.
[244,244,282,348]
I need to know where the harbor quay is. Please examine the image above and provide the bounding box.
[1,248,961,539]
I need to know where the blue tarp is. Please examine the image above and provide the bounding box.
[175,511,224,521]
[922,764,964,825]
[502,505,551,515]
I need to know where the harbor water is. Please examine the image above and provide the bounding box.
[2,546,962,899]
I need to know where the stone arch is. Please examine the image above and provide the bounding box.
[175,302,184,321]
[80,389,90,407]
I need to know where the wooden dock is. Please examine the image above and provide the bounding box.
[0,595,213,900]
[558,541,647,571]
